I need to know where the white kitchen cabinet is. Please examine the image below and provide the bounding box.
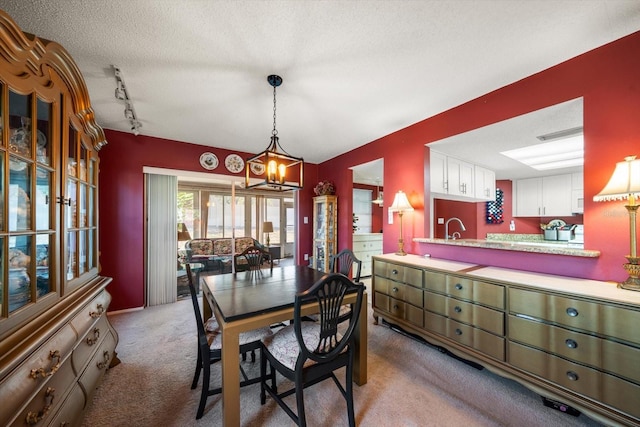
[447,157,475,197]
[430,151,448,194]
[430,151,489,201]
[571,172,584,214]
[514,174,573,217]
[353,233,383,277]
[474,166,496,201]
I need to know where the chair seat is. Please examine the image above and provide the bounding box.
[263,323,344,371]
[205,316,273,349]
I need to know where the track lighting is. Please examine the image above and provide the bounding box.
[112,65,141,136]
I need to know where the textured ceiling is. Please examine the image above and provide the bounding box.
[3,1,640,177]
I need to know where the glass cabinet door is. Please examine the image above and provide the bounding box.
[2,89,55,314]
[312,195,337,272]
[64,125,98,292]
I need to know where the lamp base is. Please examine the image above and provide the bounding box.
[619,261,640,291]
[395,249,408,256]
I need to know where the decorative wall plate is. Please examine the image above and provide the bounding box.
[250,162,265,175]
[199,152,219,170]
[225,154,244,173]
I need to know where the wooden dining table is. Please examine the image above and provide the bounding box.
[201,265,368,427]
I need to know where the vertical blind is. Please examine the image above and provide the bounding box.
[146,173,178,306]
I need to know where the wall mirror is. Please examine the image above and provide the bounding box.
[427,97,584,239]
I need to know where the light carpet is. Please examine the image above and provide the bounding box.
[81,296,604,427]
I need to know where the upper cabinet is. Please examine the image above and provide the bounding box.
[514,173,580,217]
[430,150,495,202]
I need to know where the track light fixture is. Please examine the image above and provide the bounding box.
[112,65,142,136]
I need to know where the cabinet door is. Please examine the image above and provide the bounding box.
[474,166,496,200]
[430,151,448,194]
[514,178,542,217]
[542,174,572,217]
[447,157,474,197]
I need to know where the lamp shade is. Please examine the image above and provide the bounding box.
[593,155,640,202]
[177,223,192,241]
[389,191,414,212]
[263,221,274,233]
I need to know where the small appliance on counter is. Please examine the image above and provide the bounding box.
[541,219,567,241]
[557,224,577,241]
[569,224,584,247]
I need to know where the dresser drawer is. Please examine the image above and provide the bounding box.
[353,239,382,252]
[72,315,110,376]
[48,383,85,427]
[10,357,75,427]
[70,290,111,339]
[78,330,116,400]
[424,270,447,293]
[425,311,505,360]
[509,315,640,384]
[0,325,76,427]
[374,294,423,327]
[375,277,423,307]
[374,292,390,312]
[509,341,640,419]
[510,288,640,344]
[426,292,504,335]
[446,278,504,309]
[374,261,423,286]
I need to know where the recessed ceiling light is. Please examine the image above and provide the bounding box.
[500,129,583,171]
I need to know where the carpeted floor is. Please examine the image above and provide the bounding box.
[82,286,605,427]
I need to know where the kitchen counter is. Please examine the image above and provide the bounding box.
[413,237,600,258]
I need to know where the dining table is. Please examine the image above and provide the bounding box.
[201,265,368,427]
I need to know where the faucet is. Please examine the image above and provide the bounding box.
[452,231,461,240]
[445,217,466,240]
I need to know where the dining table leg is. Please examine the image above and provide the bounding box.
[216,311,241,426]
[353,290,368,385]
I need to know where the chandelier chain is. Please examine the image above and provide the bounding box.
[272,84,278,137]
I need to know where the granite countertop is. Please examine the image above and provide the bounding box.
[412,237,600,258]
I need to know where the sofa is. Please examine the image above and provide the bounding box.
[184,237,271,272]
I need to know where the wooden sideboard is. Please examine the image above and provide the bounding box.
[0,11,117,426]
[372,254,640,426]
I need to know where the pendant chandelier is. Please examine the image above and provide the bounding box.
[246,75,304,191]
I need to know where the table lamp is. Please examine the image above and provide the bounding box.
[389,190,414,256]
[263,221,274,246]
[593,155,640,290]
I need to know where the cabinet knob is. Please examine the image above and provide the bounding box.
[565,339,578,349]
[566,307,579,317]
[392,287,399,293]
[566,371,579,381]
[455,283,463,291]
[393,304,399,310]
[455,328,463,336]
[454,306,462,313]
[392,269,399,275]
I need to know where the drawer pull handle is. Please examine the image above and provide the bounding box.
[87,327,101,346]
[566,371,579,381]
[454,306,462,313]
[391,269,399,275]
[25,386,55,425]
[455,328,463,335]
[90,303,105,319]
[566,307,579,317]
[29,350,62,379]
[97,350,111,370]
[455,283,463,290]
[565,339,578,349]
[392,287,399,293]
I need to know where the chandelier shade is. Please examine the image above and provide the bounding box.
[246,75,304,191]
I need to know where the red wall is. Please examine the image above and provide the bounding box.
[100,30,640,310]
[319,30,640,283]
[98,133,319,310]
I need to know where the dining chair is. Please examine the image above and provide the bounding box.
[259,273,365,427]
[234,245,273,272]
[185,264,273,419]
[329,248,362,282]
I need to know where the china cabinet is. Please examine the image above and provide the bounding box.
[0,11,116,427]
[312,195,337,272]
